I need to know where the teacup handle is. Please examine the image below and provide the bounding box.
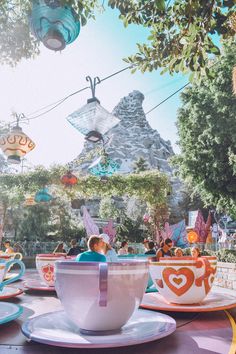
[195,257,212,287]
[98,263,108,307]
[0,259,25,290]
[13,253,23,260]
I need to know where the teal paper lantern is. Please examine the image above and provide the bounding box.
[34,188,53,203]
[30,0,80,51]
[88,153,120,177]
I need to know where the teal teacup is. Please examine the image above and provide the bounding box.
[0,258,25,291]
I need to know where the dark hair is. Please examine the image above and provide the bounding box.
[88,236,102,251]
[164,238,173,246]
[121,241,128,248]
[4,240,11,245]
[70,239,77,247]
[128,246,134,253]
[148,241,155,249]
[53,242,65,253]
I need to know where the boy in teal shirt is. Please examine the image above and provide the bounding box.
[76,235,106,262]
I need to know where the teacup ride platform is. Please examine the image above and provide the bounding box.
[0,270,236,354]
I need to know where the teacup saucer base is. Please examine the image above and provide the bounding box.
[140,290,236,312]
[0,286,23,300]
[0,302,23,324]
[21,309,176,348]
[23,280,55,292]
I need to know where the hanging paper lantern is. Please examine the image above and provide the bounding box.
[187,231,199,244]
[0,125,35,164]
[34,188,53,203]
[30,0,80,51]
[88,153,120,177]
[60,171,78,187]
[67,100,120,142]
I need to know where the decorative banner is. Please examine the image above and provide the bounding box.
[194,210,207,243]
[169,220,188,247]
[102,219,116,243]
[82,206,99,237]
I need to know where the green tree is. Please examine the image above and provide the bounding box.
[172,40,236,217]
[133,157,149,173]
[0,1,235,80]
[99,197,121,219]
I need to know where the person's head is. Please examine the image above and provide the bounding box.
[121,241,128,249]
[174,248,183,257]
[191,247,201,258]
[148,241,155,250]
[99,233,111,253]
[88,235,104,253]
[128,246,135,254]
[4,240,11,248]
[70,239,77,247]
[164,238,173,249]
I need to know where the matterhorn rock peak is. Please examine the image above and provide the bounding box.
[71,90,174,175]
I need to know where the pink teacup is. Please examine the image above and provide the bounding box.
[36,253,68,287]
[149,256,217,304]
[55,260,149,332]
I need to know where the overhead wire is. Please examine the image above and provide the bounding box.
[9,63,192,125]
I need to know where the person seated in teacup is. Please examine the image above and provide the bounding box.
[100,233,118,262]
[76,235,106,262]
[174,247,184,257]
[127,246,135,255]
[3,240,14,254]
[145,241,156,255]
[156,238,173,261]
[67,239,83,256]
[118,241,128,255]
[53,242,66,254]
[191,246,201,258]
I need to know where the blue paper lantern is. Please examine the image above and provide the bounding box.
[88,153,120,177]
[30,0,80,51]
[34,188,53,203]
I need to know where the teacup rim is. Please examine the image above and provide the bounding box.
[159,256,217,261]
[55,259,149,266]
[36,253,68,258]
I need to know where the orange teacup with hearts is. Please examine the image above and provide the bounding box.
[149,256,217,304]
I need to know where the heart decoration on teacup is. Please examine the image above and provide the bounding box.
[163,267,194,297]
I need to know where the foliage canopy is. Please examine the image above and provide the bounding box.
[172,40,236,217]
[0,0,235,80]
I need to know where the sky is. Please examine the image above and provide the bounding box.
[0,6,188,170]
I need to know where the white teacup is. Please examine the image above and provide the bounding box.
[149,256,217,304]
[0,258,25,291]
[55,260,149,332]
[36,253,68,287]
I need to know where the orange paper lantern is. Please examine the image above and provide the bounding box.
[187,231,199,244]
[60,171,78,186]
